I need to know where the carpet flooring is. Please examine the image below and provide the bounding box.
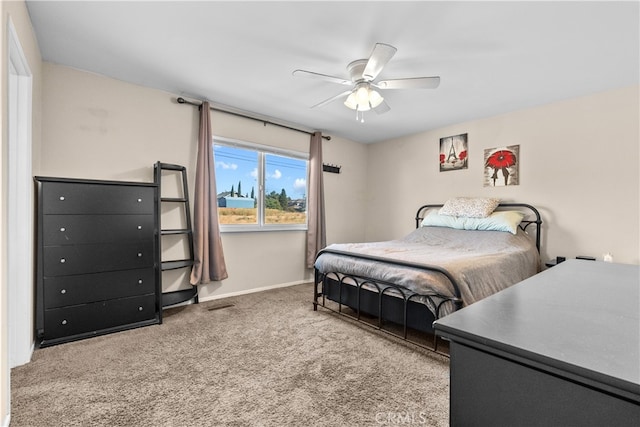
[10,283,450,426]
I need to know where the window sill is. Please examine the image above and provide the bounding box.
[220,224,308,233]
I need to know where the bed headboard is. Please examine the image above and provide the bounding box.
[415,203,542,253]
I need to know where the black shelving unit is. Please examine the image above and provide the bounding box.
[154,162,199,307]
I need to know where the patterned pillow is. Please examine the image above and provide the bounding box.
[439,197,500,218]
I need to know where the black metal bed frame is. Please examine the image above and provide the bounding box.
[313,203,542,355]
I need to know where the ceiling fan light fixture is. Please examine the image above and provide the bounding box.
[356,85,369,104]
[343,84,383,112]
[368,89,384,108]
[358,103,372,112]
[344,91,370,111]
[344,91,358,109]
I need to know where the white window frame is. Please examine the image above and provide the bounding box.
[213,136,309,232]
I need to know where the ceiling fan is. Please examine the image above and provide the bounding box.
[293,43,440,122]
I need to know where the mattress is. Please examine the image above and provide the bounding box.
[314,226,541,317]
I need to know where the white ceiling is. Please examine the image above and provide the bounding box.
[26,1,639,144]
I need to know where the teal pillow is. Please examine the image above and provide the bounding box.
[421,210,524,234]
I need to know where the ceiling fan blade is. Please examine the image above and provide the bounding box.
[310,90,353,109]
[363,43,397,81]
[376,76,441,90]
[373,100,391,115]
[293,69,352,86]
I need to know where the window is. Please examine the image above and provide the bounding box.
[213,137,308,231]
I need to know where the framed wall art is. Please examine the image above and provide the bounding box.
[484,145,519,187]
[439,133,468,172]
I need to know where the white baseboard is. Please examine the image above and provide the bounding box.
[9,340,35,369]
[198,279,311,303]
[2,413,10,427]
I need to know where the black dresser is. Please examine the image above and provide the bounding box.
[35,177,162,347]
[434,260,640,426]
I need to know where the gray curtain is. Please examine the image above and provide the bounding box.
[191,101,229,284]
[306,131,326,268]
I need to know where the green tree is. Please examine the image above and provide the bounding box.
[237,181,242,198]
[250,187,255,200]
[279,189,288,211]
[230,185,235,197]
[265,191,281,210]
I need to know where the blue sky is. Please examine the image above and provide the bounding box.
[213,145,308,199]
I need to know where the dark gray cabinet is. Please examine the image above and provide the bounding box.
[434,260,640,426]
[35,177,161,347]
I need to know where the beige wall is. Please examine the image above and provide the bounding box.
[37,63,640,296]
[41,63,368,302]
[1,0,42,424]
[366,85,640,265]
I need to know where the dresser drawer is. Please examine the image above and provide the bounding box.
[43,241,155,276]
[43,294,157,340]
[44,268,156,309]
[41,182,155,215]
[43,214,155,245]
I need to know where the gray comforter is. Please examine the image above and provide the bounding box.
[314,226,541,317]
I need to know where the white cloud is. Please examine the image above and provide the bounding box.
[269,169,282,179]
[293,178,306,192]
[250,168,258,178]
[216,161,237,170]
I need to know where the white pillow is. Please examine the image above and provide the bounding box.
[439,197,500,218]
[421,210,525,234]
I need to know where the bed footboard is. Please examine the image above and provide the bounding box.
[313,248,463,354]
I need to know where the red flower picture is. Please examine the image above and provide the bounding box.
[484,145,519,187]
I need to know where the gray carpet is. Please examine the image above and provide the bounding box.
[11,283,450,426]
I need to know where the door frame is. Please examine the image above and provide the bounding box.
[7,16,34,369]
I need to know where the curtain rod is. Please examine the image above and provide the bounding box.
[176,97,331,141]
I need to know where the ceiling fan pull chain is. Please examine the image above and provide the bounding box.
[354,105,363,123]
